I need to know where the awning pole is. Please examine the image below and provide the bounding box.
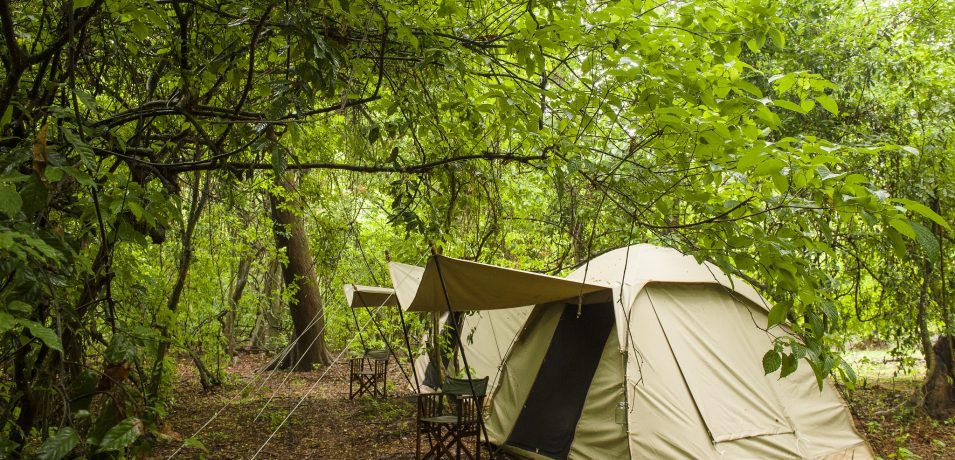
[349,230,420,393]
[354,288,414,389]
[387,251,421,392]
[430,243,491,450]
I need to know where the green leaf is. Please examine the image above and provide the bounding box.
[815,95,838,115]
[780,353,798,378]
[888,218,916,239]
[762,349,782,374]
[767,301,789,328]
[799,99,815,112]
[0,105,12,127]
[755,158,786,176]
[183,437,207,451]
[36,427,80,460]
[910,221,940,262]
[773,99,805,113]
[838,359,858,388]
[22,321,63,352]
[74,88,98,115]
[105,332,137,365]
[734,80,763,98]
[7,300,31,314]
[60,166,95,187]
[62,128,95,169]
[0,312,14,334]
[737,150,765,170]
[271,148,287,176]
[890,198,952,231]
[0,183,22,217]
[754,104,780,128]
[98,417,142,452]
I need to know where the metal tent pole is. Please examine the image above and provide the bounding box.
[430,243,492,453]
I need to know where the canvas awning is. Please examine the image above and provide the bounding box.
[343,284,400,308]
[387,262,425,309]
[388,255,612,312]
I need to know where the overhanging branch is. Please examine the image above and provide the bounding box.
[100,148,546,174]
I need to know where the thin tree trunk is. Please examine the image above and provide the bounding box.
[149,171,211,399]
[269,174,332,370]
[251,259,282,350]
[223,255,253,359]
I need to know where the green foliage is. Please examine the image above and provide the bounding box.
[2,0,953,454]
[35,427,80,460]
[97,417,143,453]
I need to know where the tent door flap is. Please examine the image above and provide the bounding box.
[505,302,615,459]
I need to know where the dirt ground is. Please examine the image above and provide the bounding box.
[151,350,955,459]
[150,353,419,459]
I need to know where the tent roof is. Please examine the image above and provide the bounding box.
[564,244,770,312]
[343,284,400,308]
[389,256,611,312]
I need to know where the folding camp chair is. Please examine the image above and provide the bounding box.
[349,349,389,399]
[416,376,489,460]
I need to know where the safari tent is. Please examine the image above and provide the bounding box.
[388,244,873,459]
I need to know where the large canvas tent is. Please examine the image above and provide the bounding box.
[389,244,873,459]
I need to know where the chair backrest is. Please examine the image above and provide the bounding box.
[442,376,489,397]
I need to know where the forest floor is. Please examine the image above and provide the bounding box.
[150,352,419,459]
[843,348,955,459]
[150,348,955,459]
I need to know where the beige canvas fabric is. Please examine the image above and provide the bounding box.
[409,307,534,395]
[648,284,795,442]
[567,324,629,459]
[388,262,425,309]
[390,256,610,312]
[484,305,561,446]
[342,284,399,308]
[455,307,533,398]
[624,283,872,459]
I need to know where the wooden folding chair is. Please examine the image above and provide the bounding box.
[349,349,389,399]
[416,376,488,460]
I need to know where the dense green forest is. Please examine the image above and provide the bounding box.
[1,0,953,457]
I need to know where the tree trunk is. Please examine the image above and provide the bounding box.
[251,259,282,350]
[269,174,332,370]
[922,335,955,419]
[921,195,953,418]
[223,255,253,359]
[149,170,211,399]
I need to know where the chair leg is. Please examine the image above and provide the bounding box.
[416,425,421,459]
[455,430,462,460]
